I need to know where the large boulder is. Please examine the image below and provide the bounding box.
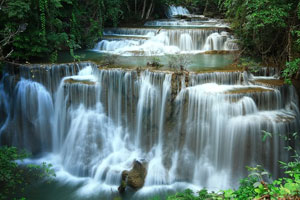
[118,160,147,193]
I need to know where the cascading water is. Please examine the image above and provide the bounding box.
[179,33,194,51]
[0,5,299,200]
[94,28,237,55]
[0,62,299,199]
[93,5,237,56]
[0,78,54,153]
[166,6,190,18]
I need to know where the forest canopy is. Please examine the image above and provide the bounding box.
[0,0,299,68]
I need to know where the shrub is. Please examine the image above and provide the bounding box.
[0,146,55,200]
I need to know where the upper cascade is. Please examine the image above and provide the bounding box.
[94,28,238,56]
[144,18,229,28]
[166,5,190,18]
[93,6,236,56]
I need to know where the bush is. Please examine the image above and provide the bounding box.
[147,56,163,69]
[0,146,55,200]
[283,58,300,84]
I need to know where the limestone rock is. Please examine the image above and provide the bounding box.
[118,160,147,193]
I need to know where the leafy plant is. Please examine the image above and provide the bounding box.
[147,56,163,69]
[0,0,124,62]
[261,130,273,142]
[283,58,300,84]
[0,146,55,200]
[223,0,300,66]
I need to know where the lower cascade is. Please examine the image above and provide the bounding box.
[0,62,299,199]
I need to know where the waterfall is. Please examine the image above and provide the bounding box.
[179,33,194,51]
[204,32,228,51]
[1,63,299,199]
[2,4,298,199]
[0,78,54,153]
[93,5,234,56]
[144,20,229,28]
[94,28,237,55]
[167,6,190,18]
[174,83,297,188]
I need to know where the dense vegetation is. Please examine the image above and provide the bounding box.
[0,0,124,62]
[223,0,300,82]
[0,146,55,200]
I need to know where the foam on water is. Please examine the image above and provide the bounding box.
[1,64,298,199]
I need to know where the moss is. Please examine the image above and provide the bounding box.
[254,79,285,86]
[225,87,273,94]
[64,78,95,85]
[274,114,296,123]
[204,50,239,55]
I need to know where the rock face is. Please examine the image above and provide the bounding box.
[118,160,147,193]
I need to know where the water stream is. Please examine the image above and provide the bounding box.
[0,6,299,200]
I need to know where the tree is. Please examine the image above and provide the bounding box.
[222,0,300,68]
[0,146,55,200]
[0,0,123,62]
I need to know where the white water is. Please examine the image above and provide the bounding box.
[94,29,237,56]
[144,18,230,28]
[0,62,299,199]
[167,6,190,18]
[93,5,237,56]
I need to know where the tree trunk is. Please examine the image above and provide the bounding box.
[288,27,293,62]
[203,0,209,15]
[149,2,155,18]
[135,0,137,15]
[145,0,153,20]
[141,0,147,19]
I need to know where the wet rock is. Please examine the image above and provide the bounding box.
[118,160,147,193]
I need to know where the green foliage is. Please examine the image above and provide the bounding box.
[0,0,224,63]
[262,130,273,142]
[166,188,223,200]
[227,177,258,199]
[0,0,124,62]
[149,196,161,200]
[164,162,300,200]
[0,146,55,200]
[222,0,300,62]
[148,56,163,69]
[283,58,300,84]
[167,189,201,200]
[237,57,262,72]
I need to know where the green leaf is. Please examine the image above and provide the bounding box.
[262,130,272,142]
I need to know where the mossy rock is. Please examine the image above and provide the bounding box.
[118,160,147,193]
